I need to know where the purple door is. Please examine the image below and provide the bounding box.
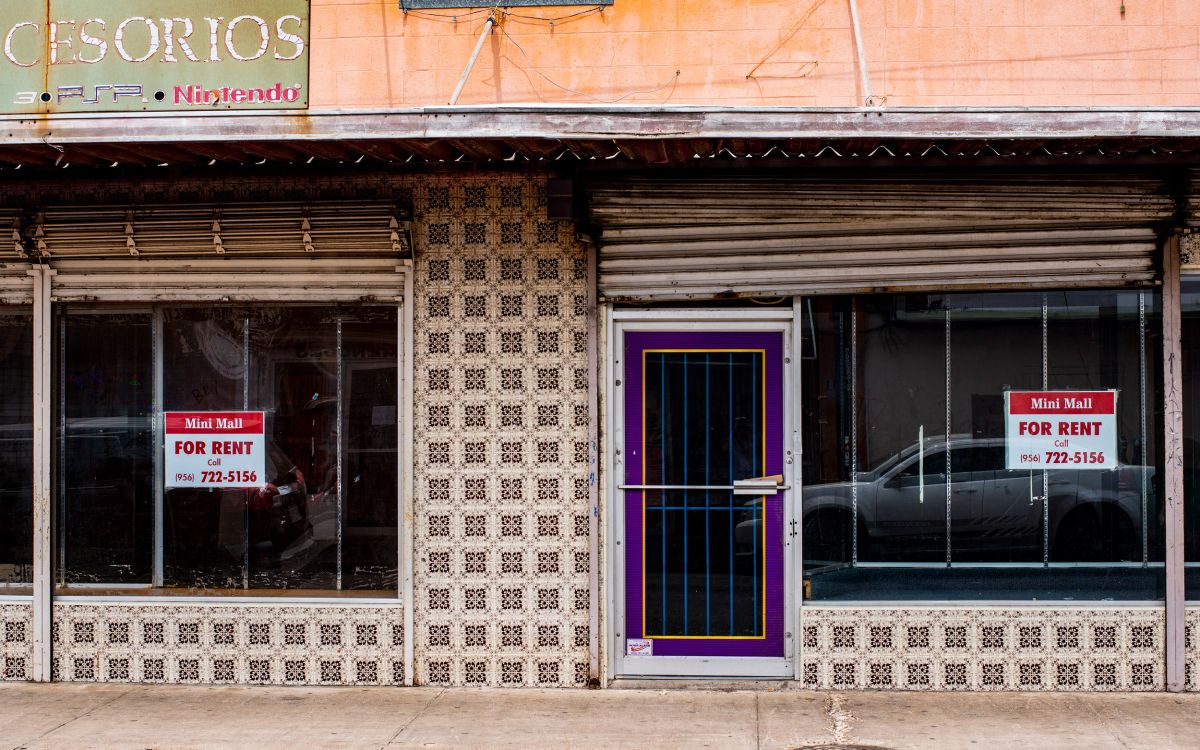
[623,331,785,659]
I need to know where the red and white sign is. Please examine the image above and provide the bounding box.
[164,411,266,488]
[1004,391,1117,470]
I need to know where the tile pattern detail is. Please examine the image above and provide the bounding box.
[802,607,1165,691]
[1186,608,1200,691]
[52,602,403,686]
[1,602,33,681]
[414,175,591,687]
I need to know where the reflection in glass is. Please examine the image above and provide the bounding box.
[341,309,399,591]
[1045,291,1159,563]
[857,296,948,563]
[1178,280,1200,598]
[58,304,399,594]
[58,311,154,584]
[247,307,340,590]
[0,311,32,586]
[798,298,854,564]
[947,294,1043,563]
[802,290,1160,601]
[162,308,247,589]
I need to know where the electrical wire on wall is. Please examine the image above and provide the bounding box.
[746,0,827,80]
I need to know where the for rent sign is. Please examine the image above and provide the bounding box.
[1004,390,1118,470]
[0,1,308,114]
[165,412,267,489]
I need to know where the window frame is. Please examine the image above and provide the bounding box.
[0,303,35,593]
[49,298,409,604]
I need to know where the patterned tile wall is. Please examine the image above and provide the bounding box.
[412,175,592,687]
[52,602,403,685]
[1186,608,1200,691]
[1182,232,1198,265]
[1,601,32,681]
[802,606,1165,691]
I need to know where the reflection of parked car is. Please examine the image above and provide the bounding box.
[770,436,1152,564]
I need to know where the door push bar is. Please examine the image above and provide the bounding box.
[619,475,787,496]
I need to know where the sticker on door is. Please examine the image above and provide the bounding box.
[626,639,654,657]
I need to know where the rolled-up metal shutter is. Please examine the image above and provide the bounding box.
[590,172,1172,300]
[50,258,405,303]
[1183,169,1200,228]
[19,200,408,303]
[0,263,33,305]
[28,201,408,259]
[0,208,33,304]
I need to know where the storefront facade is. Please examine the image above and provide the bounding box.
[591,167,1178,690]
[1,0,1200,694]
[0,154,1196,692]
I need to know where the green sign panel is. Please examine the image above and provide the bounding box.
[0,1,309,114]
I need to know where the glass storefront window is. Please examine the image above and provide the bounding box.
[0,310,33,590]
[57,305,399,595]
[802,290,1161,602]
[1180,279,1200,599]
[59,312,155,585]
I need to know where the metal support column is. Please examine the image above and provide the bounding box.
[790,295,805,682]
[152,308,164,588]
[1163,233,1185,693]
[401,266,416,686]
[585,241,601,686]
[29,267,53,682]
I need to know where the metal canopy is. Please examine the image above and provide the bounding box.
[0,107,1199,169]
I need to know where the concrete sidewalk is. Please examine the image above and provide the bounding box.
[0,684,1198,750]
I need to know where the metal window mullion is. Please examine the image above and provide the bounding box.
[1042,292,1050,567]
[945,307,952,568]
[30,267,53,682]
[790,294,804,679]
[1139,291,1148,567]
[336,317,344,592]
[850,302,858,566]
[152,307,164,588]
[56,305,66,590]
[242,315,250,591]
[401,270,415,686]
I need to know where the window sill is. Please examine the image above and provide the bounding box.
[53,587,400,605]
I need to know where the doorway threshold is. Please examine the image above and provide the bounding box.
[609,677,800,690]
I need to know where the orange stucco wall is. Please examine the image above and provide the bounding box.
[308,0,1200,108]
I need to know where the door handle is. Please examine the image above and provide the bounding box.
[618,476,790,494]
[733,475,784,496]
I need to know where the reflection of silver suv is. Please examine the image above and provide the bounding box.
[799,436,1153,564]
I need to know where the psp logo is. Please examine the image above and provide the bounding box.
[14,84,144,105]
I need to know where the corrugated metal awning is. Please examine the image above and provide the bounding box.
[0,108,1199,170]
